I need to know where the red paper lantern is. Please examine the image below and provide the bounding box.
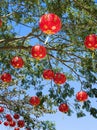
[29,96,40,106]
[76,91,88,102]
[11,56,24,68]
[0,19,2,27]
[59,103,69,113]
[84,34,97,50]
[1,73,12,83]
[0,121,2,124]
[9,120,16,127]
[0,106,4,113]
[39,13,61,34]
[43,69,54,80]
[14,128,20,130]
[17,120,25,128]
[5,114,11,118]
[53,73,66,85]
[31,45,47,60]
[13,114,20,120]
[5,114,12,122]
[4,121,9,126]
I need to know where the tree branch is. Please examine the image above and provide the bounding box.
[0,46,31,51]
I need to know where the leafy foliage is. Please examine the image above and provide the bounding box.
[0,0,97,129]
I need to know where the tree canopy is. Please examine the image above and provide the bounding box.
[0,0,97,129]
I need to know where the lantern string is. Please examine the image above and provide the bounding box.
[92,51,95,59]
[80,84,83,91]
[80,102,83,110]
[44,35,50,44]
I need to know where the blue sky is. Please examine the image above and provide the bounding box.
[44,112,97,130]
[1,1,97,129]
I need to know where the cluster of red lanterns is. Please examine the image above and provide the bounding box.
[31,13,91,114]
[59,91,88,113]
[0,107,25,130]
[43,69,66,85]
[29,92,88,114]
[39,13,97,50]
[0,45,47,83]
[0,56,24,83]
[31,13,61,60]
[4,117,25,130]
[0,12,93,120]
[31,13,61,61]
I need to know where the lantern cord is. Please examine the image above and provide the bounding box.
[44,35,50,44]
[80,102,83,110]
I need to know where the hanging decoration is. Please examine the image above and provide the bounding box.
[43,69,54,80]
[31,45,47,60]
[0,106,4,112]
[53,73,66,85]
[39,13,61,34]
[76,91,88,102]
[11,56,24,68]
[5,114,13,122]
[59,103,69,113]
[1,73,12,82]
[4,121,9,126]
[9,120,16,127]
[17,120,25,128]
[29,96,40,106]
[13,114,20,120]
[84,34,97,50]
